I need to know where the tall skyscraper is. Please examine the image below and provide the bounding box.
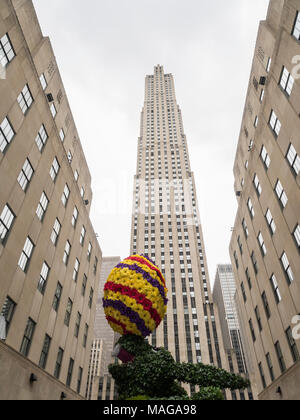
[229,0,300,400]
[130,65,229,395]
[213,264,255,400]
[0,0,102,400]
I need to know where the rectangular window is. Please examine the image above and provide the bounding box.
[66,358,74,387]
[88,288,94,308]
[61,184,70,207]
[270,274,281,304]
[279,66,294,96]
[234,251,239,269]
[17,84,33,114]
[80,226,86,246]
[59,128,65,142]
[0,204,15,244]
[20,318,36,357]
[1,297,16,335]
[294,224,300,249]
[54,348,64,379]
[266,209,276,235]
[269,110,281,137]
[251,251,258,274]
[18,237,34,272]
[63,240,71,265]
[286,327,300,363]
[53,282,62,312]
[39,334,51,369]
[247,198,255,219]
[262,292,271,319]
[37,262,50,295]
[286,143,300,176]
[266,57,272,73]
[40,73,47,91]
[255,306,262,331]
[35,125,48,152]
[281,252,294,284]
[36,192,49,221]
[71,207,78,228]
[50,103,57,118]
[93,257,98,275]
[259,362,266,389]
[82,274,87,297]
[258,232,267,256]
[50,218,61,246]
[83,323,88,348]
[18,159,34,191]
[49,157,60,182]
[73,258,80,282]
[245,268,252,290]
[77,367,83,394]
[275,341,286,373]
[242,218,249,238]
[64,298,73,326]
[74,312,81,338]
[249,319,256,342]
[260,145,271,169]
[275,180,288,208]
[253,174,262,196]
[293,11,300,40]
[87,242,92,261]
[266,353,275,381]
[0,33,15,67]
[241,282,246,302]
[0,117,15,153]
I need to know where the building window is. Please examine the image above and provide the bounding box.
[37,262,50,295]
[266,57,272,73]
[249,319,256,342]
[61,184,70,207]
[0,33,15,67]
[18,237,34,272]
[1,297,16,335]
[64,298,73,326]
[49,157,60,182]
[265,209,276,235]
[247,198,255,219]
[275,341,286,373]
[59,128,65,142]
[279,66,294,96]
[50,103,57,118]
[36,192,49,221]
[39,334,51,369]
[260,145,271,169]
[262,292,271,319]
[275,180,288,208]
[93,257,98,275]
[258,362,266,389]
[234,251,239,269]
[258,232,267,256]
[77,367,83,394]
[17,84,33,114]
[242,218,249,238]
[54,348,64,379]
[269,110,281,137]
[255,306,262,331]
[292,11,300,41]
[20,318,36,357]
[18,159,34,191]
[0,204,15,244]
[281,252,294,285]
[63,240,71,265]
[294,224,300,249]
[87,242,92,261]
[260,89,265,102]
[74,312,81,338]
[80,226,86,246]
[73,258,80,282]
[241,282,247,302]
[266,353,275,382]
[251,251,258,274]
[51,218,61,246]
[83,324,88,348]
[35,125,48,152]
[39,73,47,91]
[82,274,87,297]
[270,274,281,304]
[0,117,15,153]
[286,327,300,363]
[53,282,62,312]
[88,288,94,308]
[286,143,300,176]
[71,207,78,228]
[66,358,74,387]
[253,174,262,196]
[245,268,252,290]
[74,170,79,182]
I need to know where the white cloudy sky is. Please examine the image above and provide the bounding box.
[32,0,269,286]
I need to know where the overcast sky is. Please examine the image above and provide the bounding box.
[32,0,269,287]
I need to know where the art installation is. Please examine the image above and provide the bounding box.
[103,255,250,400]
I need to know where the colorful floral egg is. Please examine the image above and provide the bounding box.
[103,255,168,338]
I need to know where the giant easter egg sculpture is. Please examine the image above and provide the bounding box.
[103,255,168,338]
